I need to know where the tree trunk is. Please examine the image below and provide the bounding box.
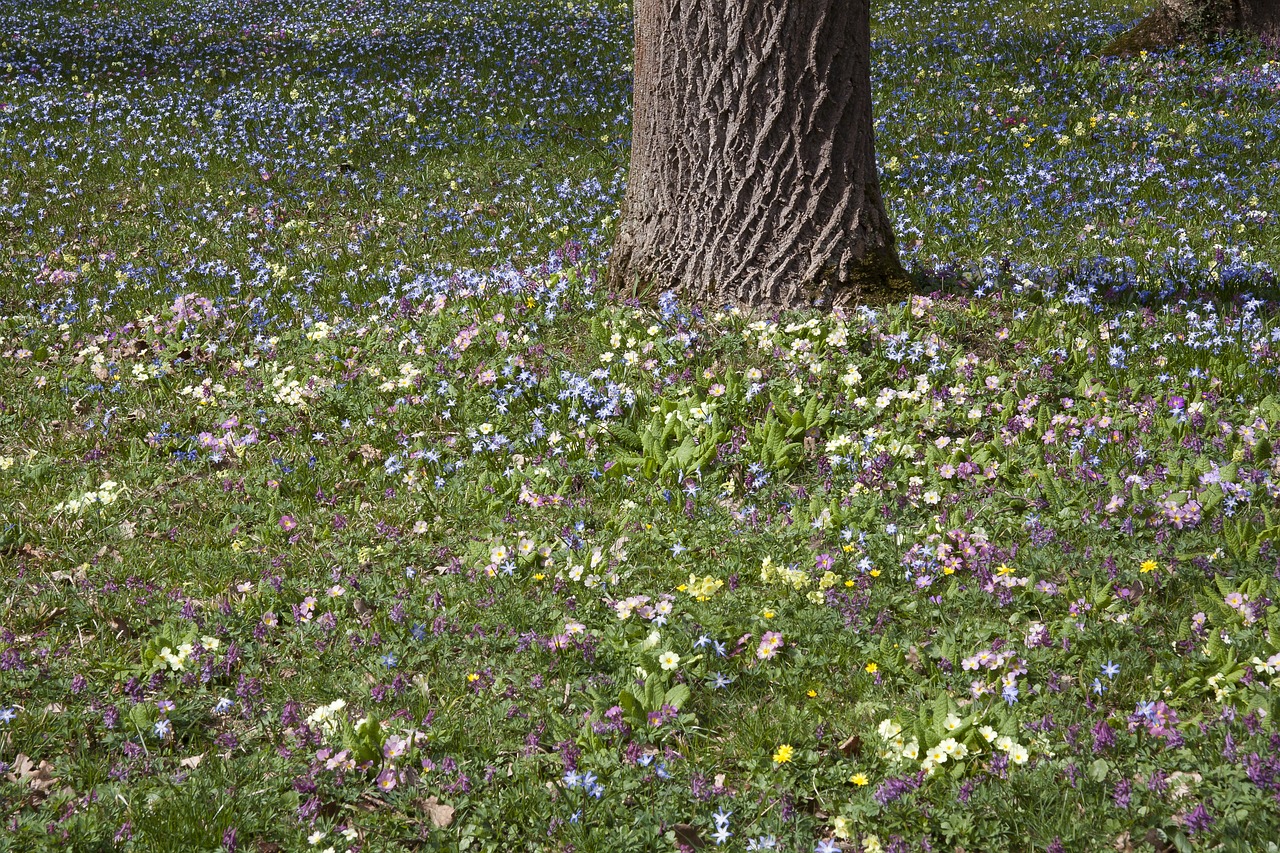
[609,0,907,312]
[1104,0,1280,55]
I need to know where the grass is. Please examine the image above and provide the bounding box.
[2,0,1280,850]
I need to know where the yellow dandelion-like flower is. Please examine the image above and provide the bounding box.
[1140,559,1158,574]
[772,744,794,765]
[850,772,869,786]
[865,662,878,674]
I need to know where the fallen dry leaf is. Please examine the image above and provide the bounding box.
[6,753,59,795]
[673,823,704,849]
[421,795,454,828]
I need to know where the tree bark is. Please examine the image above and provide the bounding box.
[609,0,907,312]
[1104,0,1280,55]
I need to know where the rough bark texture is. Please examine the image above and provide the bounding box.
[609,0,907,312]
[1104,0,1280,55]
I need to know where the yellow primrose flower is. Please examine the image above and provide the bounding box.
[686,574,724,601]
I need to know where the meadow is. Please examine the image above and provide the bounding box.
[2,0,1280,849]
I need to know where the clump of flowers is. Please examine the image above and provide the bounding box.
[52,479,123,514]
[684,574,724,601]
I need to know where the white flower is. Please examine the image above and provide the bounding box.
[943,714,962,732]
[658,651,680,671]
[1009,744,1030,765]
[979,725,998,742]
[876,719,902,740]
[307,831,326,845]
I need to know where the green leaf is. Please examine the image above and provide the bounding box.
[664,684,691,711]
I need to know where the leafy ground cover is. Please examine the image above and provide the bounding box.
[2,0,1280,850]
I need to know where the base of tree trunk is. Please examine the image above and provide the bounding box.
[1103,0,1280,56]
[607,231,912,313]
[1101,7,1192,55]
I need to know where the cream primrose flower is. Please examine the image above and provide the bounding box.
[979,725,998,742]
[306,699,348,733]
[901,739,920,760]
[658,651,680,671]
[877,719,902,740]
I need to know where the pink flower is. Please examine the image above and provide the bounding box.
[376,767,397,791]
[757,631,784,660]
[279,515,297,531]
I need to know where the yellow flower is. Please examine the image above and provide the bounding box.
[996,563,1015,576]
[772,744,794,765]
[466,673,480,683]
[869,569,881,578]
[849,772,869,786]
[762,609,776,619]
[1140,559,1158,574]
[806,689,817,698]
[865,662,878,674]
